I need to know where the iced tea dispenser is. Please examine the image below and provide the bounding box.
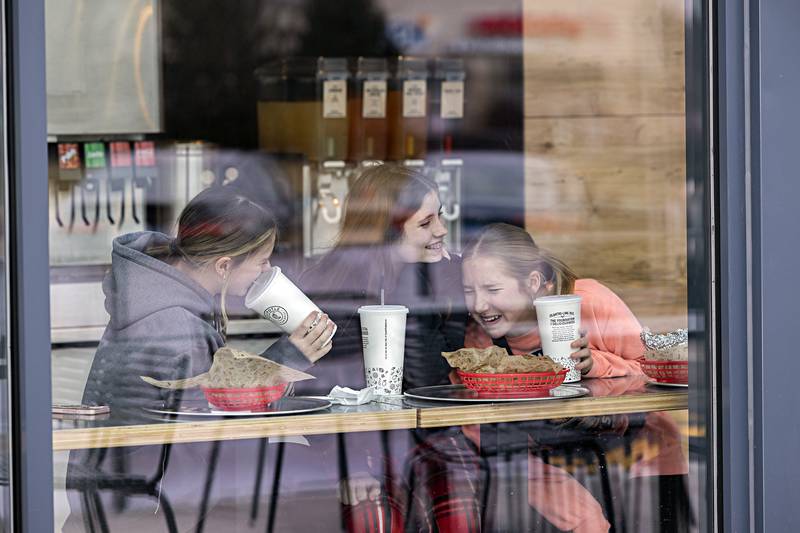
[430,58,465,154]
[387,57,428,161]
[316,57,349,162]
[255,60,287,154]
[284,58,319,159]
[348,57,389,162]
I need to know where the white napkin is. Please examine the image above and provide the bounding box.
[327,386,375,405]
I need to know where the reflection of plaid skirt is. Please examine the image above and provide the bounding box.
[403,428,487,533]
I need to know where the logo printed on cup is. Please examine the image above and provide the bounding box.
[534,294,582,383]
[245,267,336,342]
[264,306,289,325]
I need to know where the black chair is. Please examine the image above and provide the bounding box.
[66,444,178,533]
[195,437,285,533]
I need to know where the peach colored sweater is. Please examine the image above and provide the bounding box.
[465,278,645,378]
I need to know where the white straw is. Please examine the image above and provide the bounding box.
[380,289,385,306]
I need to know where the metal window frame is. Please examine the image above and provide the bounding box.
[716,0,800,531]
[5,0,53,531]
[4,0,800,531]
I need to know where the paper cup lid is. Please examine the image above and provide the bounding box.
[358,305,409,314]
[533,294,582,305]
[245,266,281,308]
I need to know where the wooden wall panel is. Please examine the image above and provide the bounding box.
[523,0,685,117]
[523,0,687,330]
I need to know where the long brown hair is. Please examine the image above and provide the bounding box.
[462,223,577,295]
[313,164,439,293]
[150,185,277,334]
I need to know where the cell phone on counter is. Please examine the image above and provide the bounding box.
[51,404,110,416]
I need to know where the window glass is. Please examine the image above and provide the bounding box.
[48,1,708,532]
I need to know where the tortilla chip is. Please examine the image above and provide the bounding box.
[441,347,564,374]
[442,346,506,372]
[141,346,315,389]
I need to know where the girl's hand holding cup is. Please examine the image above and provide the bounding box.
[570,329,593,375]
[289,311,336,363]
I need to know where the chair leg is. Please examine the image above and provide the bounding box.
[91,491,110,533]
[155,492,180,533]
[336,434,350,532]
[266,441,286,533]
[403,447,421,533]
[80,490,96,533]
[196,440,221,533]
[250,438,269,525]
[478,453,491,532]
[380,430,394,499]
[595,447,618,533]
[111,449,128,513]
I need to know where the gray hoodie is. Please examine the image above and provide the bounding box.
[81,231,309,412]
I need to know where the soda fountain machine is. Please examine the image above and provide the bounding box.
[256,55,466,259]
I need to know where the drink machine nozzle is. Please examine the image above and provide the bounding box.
[82,142,106,230]
[109,141,132,227]
[132,141,157,225]
[56,143,82,229]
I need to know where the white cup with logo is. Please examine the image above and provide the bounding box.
[245,267,335,341]
[358,305,409,396]
[533,294,582,382]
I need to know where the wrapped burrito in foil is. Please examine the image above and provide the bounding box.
[640,328,688,361]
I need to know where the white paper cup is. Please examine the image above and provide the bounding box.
[245,267,335,341]
[534,294,582,382]
[358,305,409,396]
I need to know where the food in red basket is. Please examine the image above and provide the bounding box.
[441,346,564,374]
[640,329,689,383]
[641,328,688,361]
[202,384,288,411]
[140,346,315,390]
[442,346,567,394]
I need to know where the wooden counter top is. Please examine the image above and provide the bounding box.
[416,388,687,428]
[52,403,417,451]
[53,377,687,451]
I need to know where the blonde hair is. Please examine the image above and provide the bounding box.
[150,185,277,336]
[462,223,577,295]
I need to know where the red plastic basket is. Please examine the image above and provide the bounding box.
[202,384,287,411]
[457,369,568,394]
[641,359,688,384]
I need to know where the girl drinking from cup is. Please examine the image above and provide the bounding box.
[65,185,336,532]
[462,222,645,376]
[81,184,335,410]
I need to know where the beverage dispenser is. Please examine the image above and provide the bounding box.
[256,60,287,155]
[428,58,465,252]
[387,56,429,162]
[132,141,158,225]
[301,57,352,257]
[52,143,82,230]
[81,143,105,229]
[348,57,389,162]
